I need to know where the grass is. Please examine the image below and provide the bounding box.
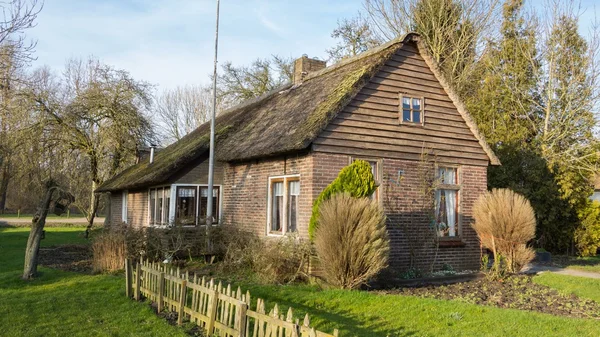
[0,213,84,218]
[534,273,600,303]
[553,255,600,273]
[0,227,188,337]
[236,282,600,337]
[3,227,600,336]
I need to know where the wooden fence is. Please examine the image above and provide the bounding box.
[125,259,339,337]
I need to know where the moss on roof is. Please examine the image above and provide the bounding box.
[98,34,452,192]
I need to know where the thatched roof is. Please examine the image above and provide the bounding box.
[97,33,498,193]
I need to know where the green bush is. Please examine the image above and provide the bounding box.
[308,160,377,240]
[575,201,600,257]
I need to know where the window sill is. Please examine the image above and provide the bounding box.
[437,239,466,248]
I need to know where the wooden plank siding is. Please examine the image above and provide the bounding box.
[313,42,489,166]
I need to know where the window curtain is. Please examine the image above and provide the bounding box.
[445,190,456,237]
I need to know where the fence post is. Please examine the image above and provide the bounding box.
[158,272,165,312]
[125,258,132,298]
[206,288,219,333]
[238,302,248,337]
[134,261,141,301]
[177,279,187,325]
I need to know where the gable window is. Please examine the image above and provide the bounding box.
[435,167,460,237]
[268,175,300,235]
[176,187,196,225]
[149,187,170,226]
[400,95,423,124]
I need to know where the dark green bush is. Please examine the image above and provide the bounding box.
[308,160,377,240]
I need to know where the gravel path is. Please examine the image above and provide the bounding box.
[524,263,600,279]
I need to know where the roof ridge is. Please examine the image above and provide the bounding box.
[301,33,414,83]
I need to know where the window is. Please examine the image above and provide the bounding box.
[268,175,300,235]
[176,187,196,225]
[435,167,460,237]
[288,181,300,232]
[149,189,156,224]
[400,95,423,124]
[121,190,128,223]
[199,186,220,224]
[149,187,171,226]
[351,157,380,200]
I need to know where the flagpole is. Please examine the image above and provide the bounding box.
[206,0,220,229]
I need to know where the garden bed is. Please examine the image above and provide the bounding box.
[382,275,600,319]
[39,244,93,273]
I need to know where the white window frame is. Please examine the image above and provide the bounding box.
[399,94,425,125]
[435,165,462,238]
[170,183,223,227]
[121,190,128,223]
[148,185,171,227]
[266,174,300,236]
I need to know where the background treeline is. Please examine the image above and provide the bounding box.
[1,0,599,254]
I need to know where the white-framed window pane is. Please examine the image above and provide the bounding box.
[149,189,156,225]
[402,97,411,109]
[199,186,219,224]
[412,98,421,110]
[164,188,170,224]
[176,187,196,225]
[157,189,164,225]
[439,167,457,184]
[413,111,421,123]
[271,182,284,232]
[288,180,300,232]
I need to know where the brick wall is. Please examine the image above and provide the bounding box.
[311,151,487,272]
[222,153,313,238]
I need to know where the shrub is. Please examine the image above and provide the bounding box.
[574,201,600,257]
[315,193,389,289]
[91,230,127,273]
[309,160,377,240]
[473,188,536,275]
[219,225,311,284]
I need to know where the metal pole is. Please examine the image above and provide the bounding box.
[206,0,220,228]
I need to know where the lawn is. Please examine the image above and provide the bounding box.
[0,227,188,337]
[534,272,600,303]
[3,227,600,337]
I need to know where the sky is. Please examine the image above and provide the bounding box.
[27,0,600,92]
[27,0,361,91]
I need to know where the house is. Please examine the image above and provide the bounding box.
[96,33,499,272]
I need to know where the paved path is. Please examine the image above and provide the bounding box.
[523,263,600,279]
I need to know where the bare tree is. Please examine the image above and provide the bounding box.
[217,55,293,106]
[326,14,381,62]
[28,58,155,237]
[155,84,217,144]
[362,0,500,94]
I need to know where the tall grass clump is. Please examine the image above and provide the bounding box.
[315,193,389,289]
[91,230,127,273]
[473,188,536,276]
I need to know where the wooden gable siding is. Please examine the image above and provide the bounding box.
[313,42,489,166]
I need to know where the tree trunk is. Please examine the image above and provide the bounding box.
[22,185,55,280]
[84,180,99,238]
[0,159,9,214]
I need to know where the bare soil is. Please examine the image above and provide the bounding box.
[381,275,600,319]
[38,244,93,273]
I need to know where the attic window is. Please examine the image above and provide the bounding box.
[400,95,423,125]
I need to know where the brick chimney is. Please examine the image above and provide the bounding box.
[293,55,326,85]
